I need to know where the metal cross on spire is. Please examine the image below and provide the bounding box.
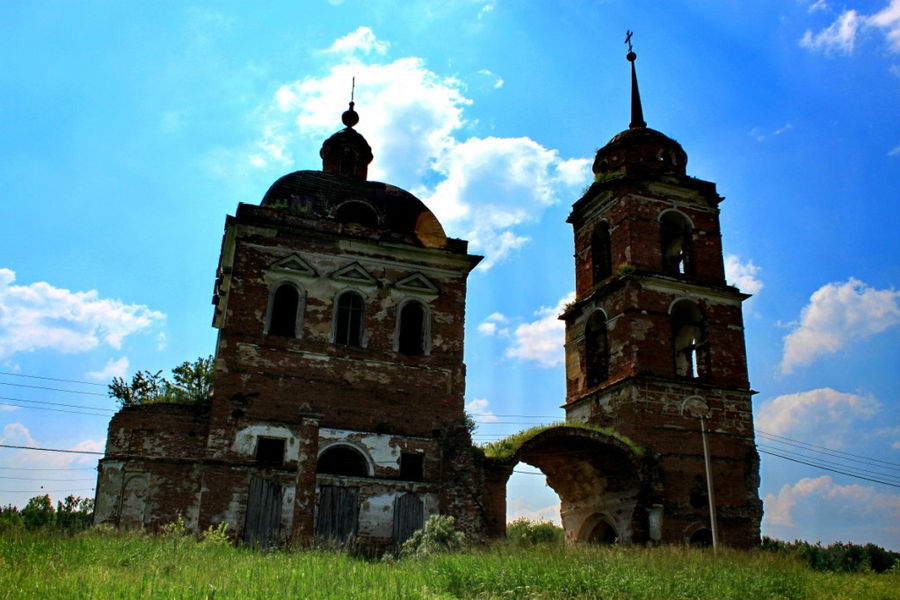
[342,76,360,128]
[625,30,646,129]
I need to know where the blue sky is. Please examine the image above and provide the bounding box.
[1,0,898,549]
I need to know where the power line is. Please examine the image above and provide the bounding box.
[0,395,114,413]
[0,444,103,455]
[757,438,900,476]
[0,466,96,471]
[0,370,106,387]
[0,488,94,494]
[757,444,900,484]
[758,449,900,488]
[0,402,113,417]
[0,477,96,482]
[0,381,108,397]
[757,429,900,469]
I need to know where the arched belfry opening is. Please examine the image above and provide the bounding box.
[487,426,658,545]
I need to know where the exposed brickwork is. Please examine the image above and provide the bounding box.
[95,108,760,550]
[562,124,762,548]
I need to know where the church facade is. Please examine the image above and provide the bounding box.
[94,51,761,549]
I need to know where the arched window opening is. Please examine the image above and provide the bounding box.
[585,311,609,387]
[660,211,693,277]
[335,201,378,228]
[588,519,618,545]
[398,302,426,356]
[317,445,369,477]
[268,284,300,337]
[672,300,707,379]
[591,223,612,283]
[334,291,364,347]
[689,528,713,548]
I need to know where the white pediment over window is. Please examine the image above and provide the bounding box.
[329,262,377,286]
[267,254,317,278]
[394,272,439,296]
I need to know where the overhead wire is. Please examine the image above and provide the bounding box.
[0,395,114,413]
[0,381,107,397]
[0,488,94,494]
[0,370,107,387]
[1,391,896,490]
[0,402,113,417]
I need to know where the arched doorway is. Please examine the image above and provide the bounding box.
[585,517,618,545]
[486,425,654,545]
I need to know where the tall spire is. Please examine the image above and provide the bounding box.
[342,76,359,128]
[625,31,646,129]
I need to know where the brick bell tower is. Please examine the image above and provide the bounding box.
[561,39,762,547]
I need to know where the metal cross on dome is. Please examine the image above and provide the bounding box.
[625,30,634,52]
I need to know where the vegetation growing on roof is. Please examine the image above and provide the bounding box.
[480,422,646,461]
[109,355,214,408]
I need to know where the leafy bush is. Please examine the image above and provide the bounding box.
[109,355,214,407]
[761,537,900,573]
[55,495,93,532]
[400,514,465,557]
[161,514,189,539]
[0,505,24,533]
[506,518,564,547]
[200,522,232,546]
[22,494,55,530]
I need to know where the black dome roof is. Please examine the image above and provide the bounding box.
[592,126,688,177]
[260,170,448,248]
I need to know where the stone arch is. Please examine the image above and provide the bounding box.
[658,209,694,277]
[333,200,380,228]
[316,442,373,477]
[487,425,659,545]
[264,280,305,338]
[580,512,619,544]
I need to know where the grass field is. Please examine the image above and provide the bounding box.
[2,529,898,599]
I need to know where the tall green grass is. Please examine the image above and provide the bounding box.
[1,529,897,599]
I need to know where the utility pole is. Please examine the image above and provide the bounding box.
[682,397,719,552]
[699,414,719,552]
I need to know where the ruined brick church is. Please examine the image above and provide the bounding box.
[94,49,762,549]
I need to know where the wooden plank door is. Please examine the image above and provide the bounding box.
[243,477,283,548]
[392,493,424,548]
[315,485,359,543]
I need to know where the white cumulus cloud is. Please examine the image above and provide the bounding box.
[0,422,103,469]
[477,312,510,337]
[801,1,900,55]
[248,29,590,269]
[870,0,900,52]
[0,269,165,360]
[781,278,900,373]
[763,476,900,548]
[725,255,764,296]
[424,136,589,269]
[801,9,863,54]
[507,496,561,525]
[756,387,880,446]
[86,357,130,382]
[505,292,575,368]
[326,26,389,55]
[466,397,498,423]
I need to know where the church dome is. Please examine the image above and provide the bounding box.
[260,171,447,249]
[592,126,687,177]
[259,98,449,249]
